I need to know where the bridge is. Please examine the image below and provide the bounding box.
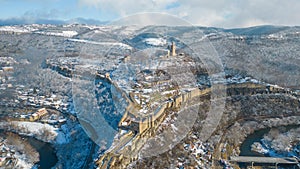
[230,156,299,166]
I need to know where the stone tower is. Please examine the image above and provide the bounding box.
[105,72,110,79]
[171,42,176,56]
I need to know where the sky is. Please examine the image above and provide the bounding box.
[0,0,300,28]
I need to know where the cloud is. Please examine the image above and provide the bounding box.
[1,0,299,27]
[108,13,189,26]
[78,0,300,28]
[23,9,62,20]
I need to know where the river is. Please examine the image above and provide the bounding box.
[239,125,300,168]
[239,128,270,157]
[0,131,57,169]
[27,137,58,169]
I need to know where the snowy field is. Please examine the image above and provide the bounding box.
[0,121,68,144]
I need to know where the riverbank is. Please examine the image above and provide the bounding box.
[28,137,58,168]
[219,116,300,168]
[0,117,97,169]
[238,125,300,169]
[244,125,300,157]
[209,91,300,168]
[0,131,57,168]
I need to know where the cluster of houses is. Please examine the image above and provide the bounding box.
[16,108,48,122]
[0,57,70,112]
[173,138,215,169]
[45,57,79,78]
[0,57,17,67]
[0,57,15,91]
[10,107,67,126]
[132,69,176,111]
[182,137,214,168]
[16,87,69,111]
[0,141,17,168]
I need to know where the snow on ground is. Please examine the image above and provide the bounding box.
[225,75,265,85]
[251,142,269,154]
[161,90,177,95]
[92,26,122,32]
[143,88,153,93]
[0,121,68,144]
[53,120,95,169]
[170,124,178,132]
[267,33,285,40]
[139,108,148,114]
[15,157,34,169]
[252,127,300,157]
[35,31,78,37]
[143,38,167,46]
[0,26,37,33]
[68,38,132,49]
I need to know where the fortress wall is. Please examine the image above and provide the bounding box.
[152,104,168,121]
[127,133,149,157]
[119,111,129,126]
[155,80,171,86]
[190,88,201,98]
[100,81,299,169]
[182,93,189,103]
[268,85,286,93]
[120,82,291,134]
[137,83,294,134]
[139,118,149,134]
[228,83,290,96]
[151,104,168,130]
[130,134,142,150]
[226,83,266,96]
[174,95,183,107]
[166,101,172,109]
[129,92,139,105]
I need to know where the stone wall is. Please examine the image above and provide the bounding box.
[99,81,298,168]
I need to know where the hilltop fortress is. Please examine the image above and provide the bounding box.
[94,42,298,169]
[96,72,298,169]
[43,40,300,169]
